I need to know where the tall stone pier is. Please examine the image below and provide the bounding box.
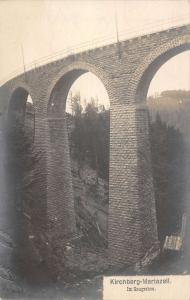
[0,115,18,295]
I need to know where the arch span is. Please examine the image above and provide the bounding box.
[8,87,35,140]
[46,65,111,249]
[131,35,190,103]
[47,62,111,114]
[130,35,190,250]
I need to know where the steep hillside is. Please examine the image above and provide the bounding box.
[148,90,190,139]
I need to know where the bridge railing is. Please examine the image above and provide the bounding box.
[0,14,189,86]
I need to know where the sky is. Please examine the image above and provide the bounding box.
[0,0,190,109]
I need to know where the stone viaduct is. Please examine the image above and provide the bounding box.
[0,24,190,276]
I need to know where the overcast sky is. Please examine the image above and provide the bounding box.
[0,0,190,108]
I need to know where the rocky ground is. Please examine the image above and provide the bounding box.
[5,250,188,300]
[1,159,190,299]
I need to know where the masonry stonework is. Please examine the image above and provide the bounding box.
[0,25,189,270]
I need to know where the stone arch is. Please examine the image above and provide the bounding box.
[8,86,35,138]
[8,87,29,116]
[45,61,111,255]
[130,33,190,247]
[47,61,111,115]
[129,34,190,103]
[8,81,34,107]
[108,33,190,266]
[8,87,31,127]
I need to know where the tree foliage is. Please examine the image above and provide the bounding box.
[68,96,110,180]
[150,114,186,243]
[160,90,190,100]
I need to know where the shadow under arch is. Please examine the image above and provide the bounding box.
[8,87,29,119]
[6,86,36,279]
[8,86,35,145]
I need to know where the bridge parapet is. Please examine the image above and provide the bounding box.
[0,23,189,88]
